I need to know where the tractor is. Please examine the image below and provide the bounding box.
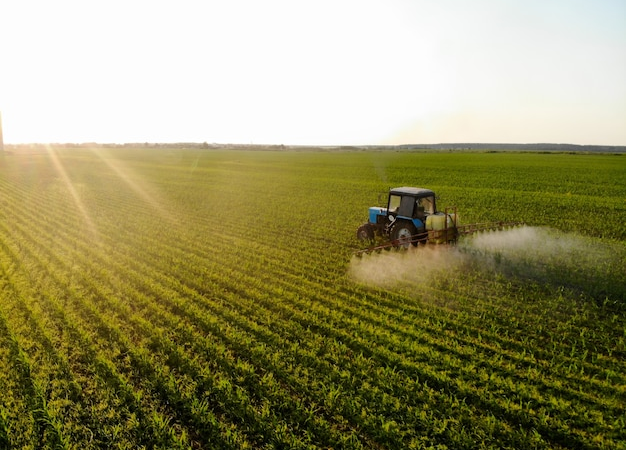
[356,186,522,255]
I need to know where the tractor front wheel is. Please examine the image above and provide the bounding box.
[356,223,375,242]
[392,221,417,249]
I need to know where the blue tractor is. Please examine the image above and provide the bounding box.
[356,187,458,249]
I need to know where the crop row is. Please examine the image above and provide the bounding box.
[0,149,624,449]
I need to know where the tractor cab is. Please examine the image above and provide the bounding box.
[387,187,436,223]
[359,187,437,243]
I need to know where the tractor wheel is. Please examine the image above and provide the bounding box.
[392,221,417,249]
[356,223,375,242]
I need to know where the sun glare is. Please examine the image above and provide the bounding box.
[90,148,178,224]
[44,145,98,237]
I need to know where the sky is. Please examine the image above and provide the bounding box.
[1,0,625,146]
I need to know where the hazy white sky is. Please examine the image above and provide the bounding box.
[1,0,625,145]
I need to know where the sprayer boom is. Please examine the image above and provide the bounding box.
[455,221,525,236]
[355,221,524,256]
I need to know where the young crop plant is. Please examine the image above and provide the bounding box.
[0,147,624,449]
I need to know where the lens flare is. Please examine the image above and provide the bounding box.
[44,144,98,237]
[89,148,178,225]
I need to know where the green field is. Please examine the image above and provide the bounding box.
[0,147,625,449]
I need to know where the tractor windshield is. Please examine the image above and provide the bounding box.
[388,194,401,214]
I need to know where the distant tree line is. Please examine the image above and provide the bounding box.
[4,142,625,153]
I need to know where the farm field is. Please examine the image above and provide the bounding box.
[0,147,625,449]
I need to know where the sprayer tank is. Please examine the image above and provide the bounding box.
[426,213,457,243]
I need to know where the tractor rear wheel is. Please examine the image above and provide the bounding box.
[392,221,417,248]
[356,223,375,242]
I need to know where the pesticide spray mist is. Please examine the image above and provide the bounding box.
[349,226,626,303]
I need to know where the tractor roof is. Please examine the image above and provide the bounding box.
[389,187,435,197]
